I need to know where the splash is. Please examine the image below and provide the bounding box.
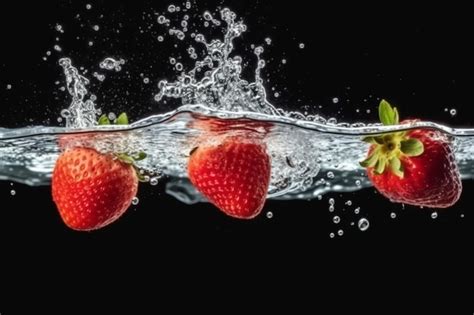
[58,58,100,128]
[155,8,280,116]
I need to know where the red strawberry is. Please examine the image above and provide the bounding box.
[360,100,462,208]
[52,147,139,230]
[188,136,271,219]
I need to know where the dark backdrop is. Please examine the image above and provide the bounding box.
[1,0,473,304]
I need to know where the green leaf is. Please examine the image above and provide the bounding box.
[378,99,397,125]
[389,157,404,178]
[400,138,424,156]
[134,152,147,161]
[393,107,399,125]
[116,113,129,125]
[374,158,386,174]
[98,114,110,125]
[116,153,134,164]
[360,151,379,168]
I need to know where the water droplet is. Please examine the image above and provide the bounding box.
[390,212,397,219]
[337,229,344,236]
[108,112,116,121]
[460,214,465,218]
[358,218,369,231]
[333,216,340,224]
[329,232,335,238]
[332,97,339,104]
[203,11,212,21]
[93,25,100,31]
[158,15,167,24]
[299,43,305,49]
[327,171,334,179]
[88,41,94,46]
[266,211,273,219]
[431,211,438,219]
[132,197,139,205]
[10,190,16,196]
[317,195,322,200]
[274,92,279,98]
[86,4,92,9]
[450,109,457,116]
[281,59,287,64]
[150,177,159,186]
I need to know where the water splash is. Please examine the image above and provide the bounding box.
[59,58,100,128]
[155,8,280,116]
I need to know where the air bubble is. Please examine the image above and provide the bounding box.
[10,190,16,196]
[450,109,457,116]
[333,216,340,224]
[168,5,176,13]
[266,211,273,219]
[390,212,397,219]
[299,43,305,49]
[358,218,369,231]
[327,171,334,179]
[431,212,438,219]
[132,197,139,205]
[150,177,159,186]
[337,229,344,236]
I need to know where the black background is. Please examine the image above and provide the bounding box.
[1,0,473,304]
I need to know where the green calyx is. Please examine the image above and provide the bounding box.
[359,100,424,178]
[99,112,148,182]
[98,112,129,125]
[116,152,148,182]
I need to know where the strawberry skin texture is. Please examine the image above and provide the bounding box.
[52,148,138,231]
[188,138,271,219]
[368,129,462,208]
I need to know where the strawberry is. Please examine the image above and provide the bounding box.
[52,113,145,231]
[188,136,271,219]
[360,100,462,208]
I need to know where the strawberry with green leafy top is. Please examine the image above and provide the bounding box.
[52,113,147,231]
[360,100,462,208]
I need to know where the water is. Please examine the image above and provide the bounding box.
[1,7,474,208]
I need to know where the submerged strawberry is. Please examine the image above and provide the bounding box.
[52,113,146,230]
[360,100,462,208]
[188,136,271,219]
